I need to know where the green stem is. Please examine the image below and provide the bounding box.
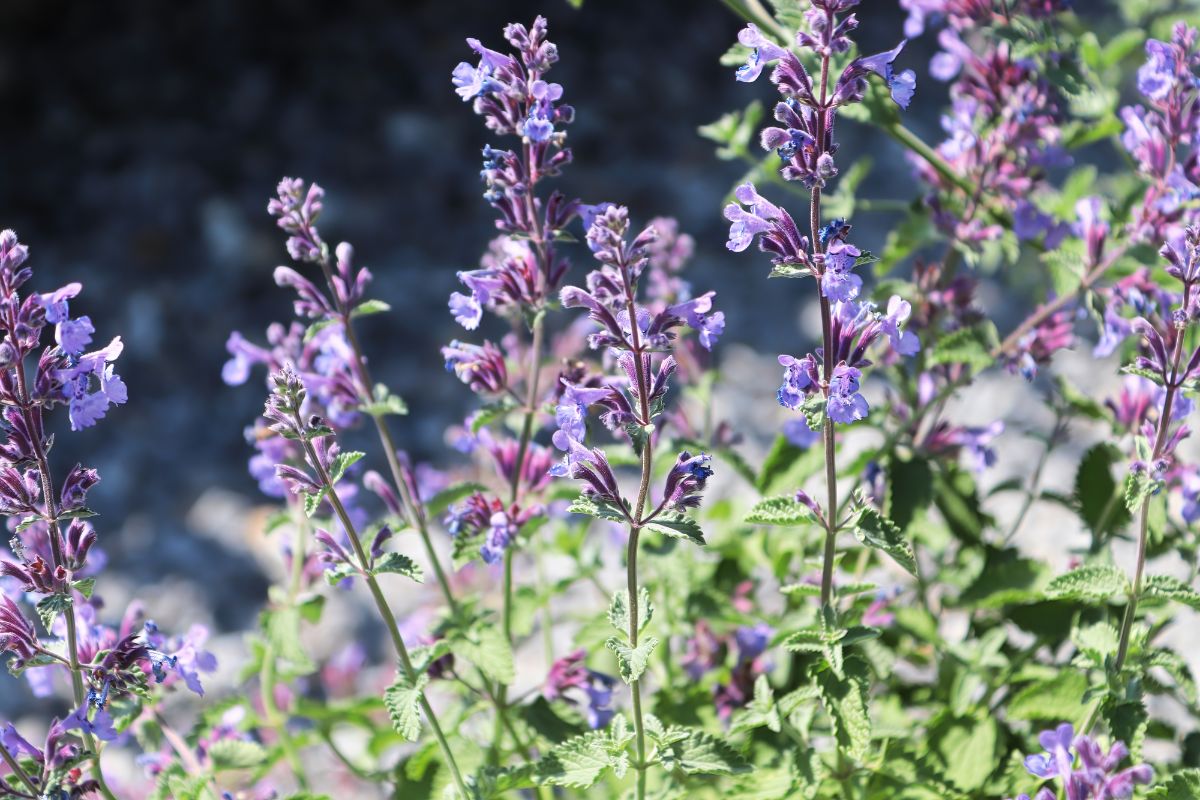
[259,505,312,790]
[1080,296,1190,736]
[296,423,471,799]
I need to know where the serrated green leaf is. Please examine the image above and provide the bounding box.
[384,672,428,742]
[744,495,815,526]
[535,729,628,789]
[643,512,705,545]
[1147,769,1200,800]
[1007,671,1090,722]
[927,325,995,370]
[1045,564,1129,603]
[608,588,652,636]
[731,674,782,734]
[1124,470,1163,514]
[372,552,423,582]
[852,506,918,576]
[36,593,72,632]
[264,606,316,675]
[566,494,629,524]
[931,715,1000,792]
[454,623,515,685]
[1142,574,1200,610]
[327,450,365,486]
[302,488,326,518]
[814,655,872,762]
[208,739,268,771]
[606,636,658,684]
[72,578,96,600]
[658,729,750,775]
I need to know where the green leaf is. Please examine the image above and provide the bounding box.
[887,455,932,533]
[72,578,96,600]
[1142,574,1200,610]
[264,606,316,675]
[36,594,72,632]
[371,552,423,582]
[931,715,1000,792]
[359,383,408,418]
[1147,769,1200,800]
[606,636,658,684]
[454,623,515,685]
[535,724,632,789]
[303,317,338,343]
[351,299,391,318]
[658,729,750,775]
[409,640,452,677]
[566,494,628,524]
[757,434,824,495]
[1074,443,1130,540]
[425,481,486,517]
[643,512,705,545]
[800,393,826,433]
[927,325,995,370]
[1124,470,1163,514]
[384,672,428,742]
[1006,671,1090,722]
[302,488,326,518]
[814,655,872,762]
[608,588,652,636]
[208,739,268,771]
[699,100,764,160]
[1045,564,1129,603]
[327,450,365,486]
[744,495,815,526]
[852,507,918,577]
[730,674,782,735]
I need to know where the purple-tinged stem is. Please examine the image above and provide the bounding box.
[813,10,840,610]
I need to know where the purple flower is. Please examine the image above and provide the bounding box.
[55,316,95,357]
[449,291,483,330]
[544,649,618,729]
[820,240,863,303]
[735,23,789,83]
[1024,723,1075,779]
[660,451,714,510]
[442,340,508,395]
[880,296,921,356]
[827,363,868,424]
[1138,39,1177,101]
[837,41,917,110]
[777,354,816,410]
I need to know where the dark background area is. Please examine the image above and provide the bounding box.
[0,0,1110,634]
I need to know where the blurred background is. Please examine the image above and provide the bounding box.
[0,0,1143,720]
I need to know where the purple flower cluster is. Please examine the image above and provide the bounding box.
[734,4,916,187]
[544,648,618,729]
[774,297,918,425]
[1010,723,1152,800]
[0,232,206,799]
[725,7,919,431]
[1122,25,1200,244]
[551,206,719,517]
[679,620,774,721]
[449,17,578,325]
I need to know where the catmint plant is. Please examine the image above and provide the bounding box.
[726,0,920,604]
[0,230,209,800]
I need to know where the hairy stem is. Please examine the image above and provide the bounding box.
[296,424,470,799]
